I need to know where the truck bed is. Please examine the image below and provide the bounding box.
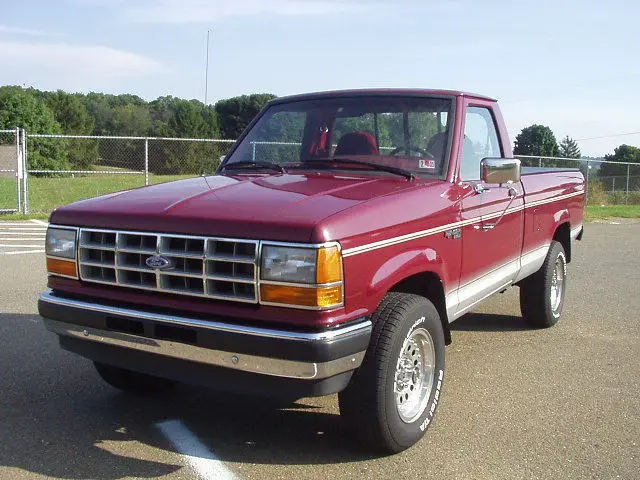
[521,166,580,175]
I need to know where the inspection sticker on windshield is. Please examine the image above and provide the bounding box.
[418,159,436,169]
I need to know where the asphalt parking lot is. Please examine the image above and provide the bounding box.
[0,222,638,480]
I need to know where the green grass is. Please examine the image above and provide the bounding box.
[0,213,50,221]
[585,205,640,221]
[0,173,195,214]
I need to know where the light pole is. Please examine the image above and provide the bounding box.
[204,29,211,105]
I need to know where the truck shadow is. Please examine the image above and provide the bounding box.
[450,312,530,332]
[0,313,377,480]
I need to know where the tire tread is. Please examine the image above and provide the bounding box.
[520,240,566,328]
[339,292,443,453]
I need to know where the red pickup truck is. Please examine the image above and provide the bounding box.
[39,89,585,453]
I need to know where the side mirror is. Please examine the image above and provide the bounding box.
[480,158,521,184]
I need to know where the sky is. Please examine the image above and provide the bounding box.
[1,0,639,157]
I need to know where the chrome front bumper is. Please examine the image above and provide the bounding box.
[39,289,371,381]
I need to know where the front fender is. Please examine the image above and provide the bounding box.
[368,246,446,306]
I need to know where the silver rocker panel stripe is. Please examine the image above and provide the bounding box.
[446,243,551,321]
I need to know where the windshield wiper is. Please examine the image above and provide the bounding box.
[220,161,286,174]
[290,158,415,181]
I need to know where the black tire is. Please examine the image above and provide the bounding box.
[94,362,175,395]
[339,292,445,454]
[520,240,567,328]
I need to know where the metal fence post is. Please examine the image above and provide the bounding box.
[626,164,630,205]
[22,129,29,214]
[144,138,149,186]
[15,126,22,214]
[585,160,590,205]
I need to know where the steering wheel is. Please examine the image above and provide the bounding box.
[389,145,434,158]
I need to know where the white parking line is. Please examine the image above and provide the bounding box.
[0,238,45,241]
[0,249,45,255]
[0,232,46,236]
[0,223,41,226]
[0,244,45,247]
[3,227,48,231]
[0,221,47,255]
[156,420,237,480]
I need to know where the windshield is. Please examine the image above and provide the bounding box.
[223,96,454,177]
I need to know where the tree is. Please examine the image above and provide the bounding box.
[0,86,69,170]
[513,125,559,166]
[112,104,152,136]
[215,94,276,139]
[44,91,98,169]
[558,135,581,159]
[148,96,222,174]
[600,144,640,178]
[85,92,117,135]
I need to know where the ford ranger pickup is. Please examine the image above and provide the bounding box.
[39,89,585,453]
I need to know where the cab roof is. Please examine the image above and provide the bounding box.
[271,88,497,104]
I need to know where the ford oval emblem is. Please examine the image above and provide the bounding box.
[145,255,172,269]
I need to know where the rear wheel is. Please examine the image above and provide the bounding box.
[339,292,445,453]
[94,362,175,394]
[520,240,567,328]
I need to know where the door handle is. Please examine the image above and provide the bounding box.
[473,186,520,232]
[471,182,489,194]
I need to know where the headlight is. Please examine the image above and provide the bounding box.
[46,228,77,259]
[260,244,343,308]
[261,246,317,284]
[46,227,78,278]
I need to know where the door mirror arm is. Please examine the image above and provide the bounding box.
[474,186,519,231]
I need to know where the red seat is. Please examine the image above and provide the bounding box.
[334,131,379,156]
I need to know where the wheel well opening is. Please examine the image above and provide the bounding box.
[553,222,571,262]
[390,272,451,345]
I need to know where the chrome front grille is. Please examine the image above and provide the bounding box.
[78,229,258,303]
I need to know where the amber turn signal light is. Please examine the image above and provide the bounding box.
[316,246,342,284]
[260,284,343,308]
[47,257,77,278]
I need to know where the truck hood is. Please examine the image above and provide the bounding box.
[51,173,434,242]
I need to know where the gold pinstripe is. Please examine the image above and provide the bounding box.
[342,190,584,257]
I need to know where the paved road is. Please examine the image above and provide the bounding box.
[0,219,47,256]
[0,223,638,480]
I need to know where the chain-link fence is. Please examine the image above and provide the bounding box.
[23,134,235,213]
[2,131,639,215]
[0,128,20,213]
[517,155,640,205]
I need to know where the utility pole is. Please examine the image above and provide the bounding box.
[204,29,211,105]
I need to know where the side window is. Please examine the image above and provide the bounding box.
[460,107,502,181]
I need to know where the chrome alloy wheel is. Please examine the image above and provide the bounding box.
[394,327,436,423]
[550,253,566,313]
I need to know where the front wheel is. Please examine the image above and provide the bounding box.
[520,240,567,328]
[339,293,445,453]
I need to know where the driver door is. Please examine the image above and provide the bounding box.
[454,103,524,318]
